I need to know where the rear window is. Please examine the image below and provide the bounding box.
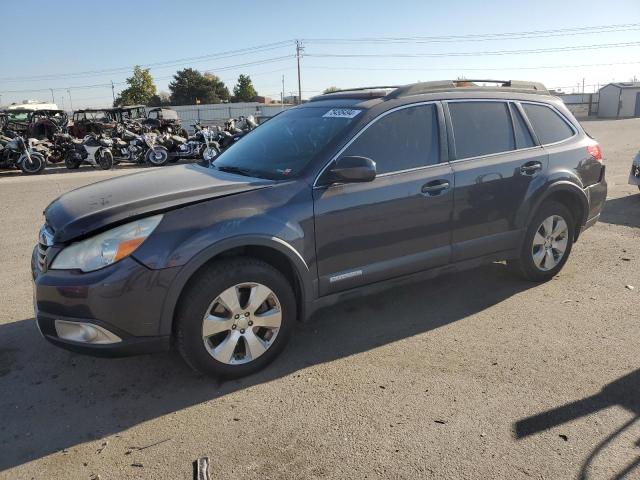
[449,102,514,159]
[522,103,574,145]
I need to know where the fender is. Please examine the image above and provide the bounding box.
[518,179,589,246]
[157,234,314,336]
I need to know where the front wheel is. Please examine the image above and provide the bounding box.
[145,147,169,166]
[176,258,296,378]
[508,201,575,282]
[95,149,114,170]
[19,152,46,175]
[202,146,219,163]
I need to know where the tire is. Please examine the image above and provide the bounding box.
[96,149,114,170]
[64,152,81,170]
[508,201,575,282]
[202,146,219,163]
[145,147,169,166]
[176,257,296,378]
[19,153,46,175]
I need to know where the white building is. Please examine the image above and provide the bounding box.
[597,82,640,118]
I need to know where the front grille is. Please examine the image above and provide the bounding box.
[38,224,54,270]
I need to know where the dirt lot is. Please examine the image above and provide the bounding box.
[0,118,639,480]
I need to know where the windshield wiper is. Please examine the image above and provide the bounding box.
[215,165,255,177]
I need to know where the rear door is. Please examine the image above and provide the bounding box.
[313,102,453,295]
[445,100,548,262]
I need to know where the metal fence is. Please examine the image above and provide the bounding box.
[557,93,599,118]
[170,103,294,132]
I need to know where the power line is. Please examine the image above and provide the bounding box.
[0,41,294,83]
[304,60,640,72]
[306,41,640,58]
[303,23,640,44]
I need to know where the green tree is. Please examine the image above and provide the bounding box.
[168,68,230,105]
[323,86,340,94]
[148,91,171,107]
[114,66,157,106]
[232,74,258,102]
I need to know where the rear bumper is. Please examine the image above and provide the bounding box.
[583,176,607,232]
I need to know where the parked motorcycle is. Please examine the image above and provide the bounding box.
[51,132,113,170]
[157,121,219,163]
[99,124,169,166]
[0,133,46,174]
[217,115,257,151]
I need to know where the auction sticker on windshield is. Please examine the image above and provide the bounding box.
[322,109,361,119]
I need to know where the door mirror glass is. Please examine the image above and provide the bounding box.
[328,156,376,184]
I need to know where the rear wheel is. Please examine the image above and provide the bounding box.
[176,258,296,378]
[95,149,114,170]
[508,201,575,282]
[19,152,46,175]
[145,147,169,166]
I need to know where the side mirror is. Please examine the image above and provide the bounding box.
[328,156,376,184]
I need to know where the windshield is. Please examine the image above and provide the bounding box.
[212,106,360,180]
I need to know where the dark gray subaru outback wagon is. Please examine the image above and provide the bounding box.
[32,80,607,377]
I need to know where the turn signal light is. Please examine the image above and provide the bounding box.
[587,144,603,162]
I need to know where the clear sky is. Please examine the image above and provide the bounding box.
[1,0,639,108]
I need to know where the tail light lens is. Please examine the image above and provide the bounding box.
[587,144,603,162]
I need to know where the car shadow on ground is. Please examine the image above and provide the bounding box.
[514,368,640,479]
[0,263,533,471]
[598,194,640,228]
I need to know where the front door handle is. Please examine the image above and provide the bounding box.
[421,180,450,196]
[520,161,542,175]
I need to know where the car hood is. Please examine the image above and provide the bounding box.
[45,164,274,243]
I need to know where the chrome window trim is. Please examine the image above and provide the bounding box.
[445,98,578,162]
[312,101,439,188]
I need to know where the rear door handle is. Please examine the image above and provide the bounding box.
[520,161,542,175]
[421,180,450,196]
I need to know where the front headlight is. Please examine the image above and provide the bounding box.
[51,215,163,272]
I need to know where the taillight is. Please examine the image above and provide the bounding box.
[587,144,603,162]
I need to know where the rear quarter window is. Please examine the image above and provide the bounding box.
[522,103,575,145]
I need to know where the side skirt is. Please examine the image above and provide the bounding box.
[305,248,518,318]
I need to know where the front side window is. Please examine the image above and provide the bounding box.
[342,104,439,174]
[522,103,574,145]
[213,106,359,180]
[449,101,514,159]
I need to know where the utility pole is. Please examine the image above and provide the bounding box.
[50,89,55,103]
[295,40,303,104]
[111,80,116,104]
[281,74,285,110]
[67,89,73,112]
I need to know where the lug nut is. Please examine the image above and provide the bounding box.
[234,314,240,319]
[248,321,253,326]
[232,324,236,329]
[240,329,245,334]
[244,312,250,317]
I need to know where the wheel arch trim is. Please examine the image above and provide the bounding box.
[158,235,312,335]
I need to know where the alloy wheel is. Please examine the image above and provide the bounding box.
[201,282,282,365]
[531,215,569,271]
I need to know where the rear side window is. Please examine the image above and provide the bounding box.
[343,104,439,174]
[510,104,535,149]
[449,102,514,159]
[522,103,574,144]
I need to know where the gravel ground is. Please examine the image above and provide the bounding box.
[0,118,639,480]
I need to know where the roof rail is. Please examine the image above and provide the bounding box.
[386,79,549,98]
[309,86,399,102]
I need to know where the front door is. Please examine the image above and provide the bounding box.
[635,92,640,117]
[313,103,453,295]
